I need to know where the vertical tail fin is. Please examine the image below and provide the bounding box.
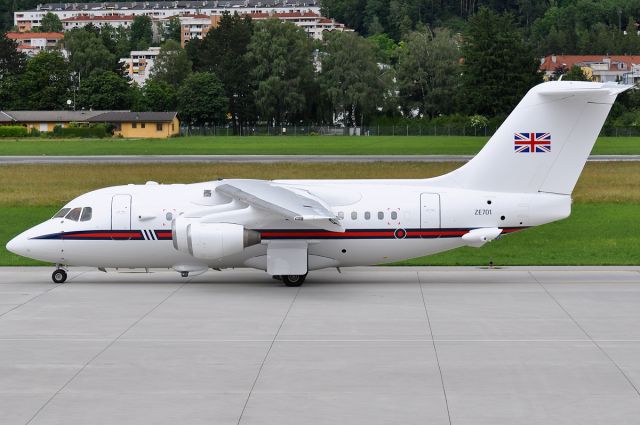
[438,81,631,194]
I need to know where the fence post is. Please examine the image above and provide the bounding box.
[406,124,409,136]
[392,125,395,136]
[434,124,437,136]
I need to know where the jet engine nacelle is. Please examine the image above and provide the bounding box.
[172,218,261,260]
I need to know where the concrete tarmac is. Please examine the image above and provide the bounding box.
[1,266,640,425]
[1,154,640,164]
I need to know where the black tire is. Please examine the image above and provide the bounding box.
[282,274,306,287]
[52,269,67,284]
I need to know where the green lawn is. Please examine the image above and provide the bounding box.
[0,135,639,155]
[1,203,638,267]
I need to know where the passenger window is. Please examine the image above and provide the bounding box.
[65,207,82,221]
[391,211,398,220]
[364,211,371,220]
[351,211,357,220]
[166,212,173,221]
[337,211,344,220]
[80,207,92,221]
[53,208,70,218]
[378,211,384,220]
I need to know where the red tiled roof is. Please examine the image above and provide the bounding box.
[6,32,64,39]
[180,14,210,19]
[62,14,136,22]
[540,55,640,71]
[244,11,320,19]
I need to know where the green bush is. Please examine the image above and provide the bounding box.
[50,124,109,138]
[0,126,29,137]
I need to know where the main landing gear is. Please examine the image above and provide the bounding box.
[52,268,67,284]
[281,274,307,287]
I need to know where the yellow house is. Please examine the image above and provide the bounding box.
[87,112,180,138]
[1,110,180,138]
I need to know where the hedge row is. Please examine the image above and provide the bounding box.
[51,125,109,138]
[0,126,29,137]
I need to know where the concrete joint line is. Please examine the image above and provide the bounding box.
[528,271,640,400]
[24,280,189,425]
[237,286,301,425]
[418,272,453,425]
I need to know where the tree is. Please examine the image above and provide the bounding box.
[162,16,181,43]
[320,31,383,127]
[196,12,254,133]
[368,33,397,64]
[150,40,192,87]
[246,19,314,125]
[396,28,461,118]
[177,72,227,126]
[101,24,132,58]
[76,71,133,110]
[563,65,591,81]
[0,33,26,79]
[11,50,71,109]
[461,7,541,116]
[39,12,63,32]
[63,28,116,76]
[130,15,153,49]
[134,79,177,111]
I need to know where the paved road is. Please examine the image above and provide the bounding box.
[1,154,640,164]
[1,266,639,425]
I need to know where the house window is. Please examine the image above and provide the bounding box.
[141,123,146,128]
[132,122,137,128]
[113,123,121,131]
[156,123,163,131]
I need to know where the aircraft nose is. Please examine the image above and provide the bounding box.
[6,233,28,257]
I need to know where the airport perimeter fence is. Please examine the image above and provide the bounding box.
[180,124,640,137]
[180,124,499,137]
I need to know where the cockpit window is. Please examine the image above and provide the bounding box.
[80,207,92,222]
[53,208,70,218]
[65,207,82,221]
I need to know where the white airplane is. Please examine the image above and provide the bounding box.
[6,81,630,286]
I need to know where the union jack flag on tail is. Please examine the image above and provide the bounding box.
[514,132,551,153]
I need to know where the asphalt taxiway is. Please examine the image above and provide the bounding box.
[1,154,640,164]
[1,266,640,425]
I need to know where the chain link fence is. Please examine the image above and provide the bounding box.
[180,124,640,137]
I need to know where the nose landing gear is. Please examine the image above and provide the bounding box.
[52,268,67,284]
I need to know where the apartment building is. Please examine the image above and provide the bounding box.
[62,14,136,30]
[14,1,321,32]
[540,55,640,84]
[180,14,220,46]
[244,11,351,40]
[120,47,161,85]
[5,32,64,56]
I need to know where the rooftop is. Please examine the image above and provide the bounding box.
[5,32,64,39]
[24,1,319,12]
[1,110,177,123]
[540,54,640,72]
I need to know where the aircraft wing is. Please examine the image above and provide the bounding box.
[215,180,344,232]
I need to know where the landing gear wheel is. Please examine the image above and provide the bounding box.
[282,274,307,287]
[52,269,67,284]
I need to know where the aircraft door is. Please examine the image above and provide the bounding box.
[420,193,441,229]
[111,194,132,230]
